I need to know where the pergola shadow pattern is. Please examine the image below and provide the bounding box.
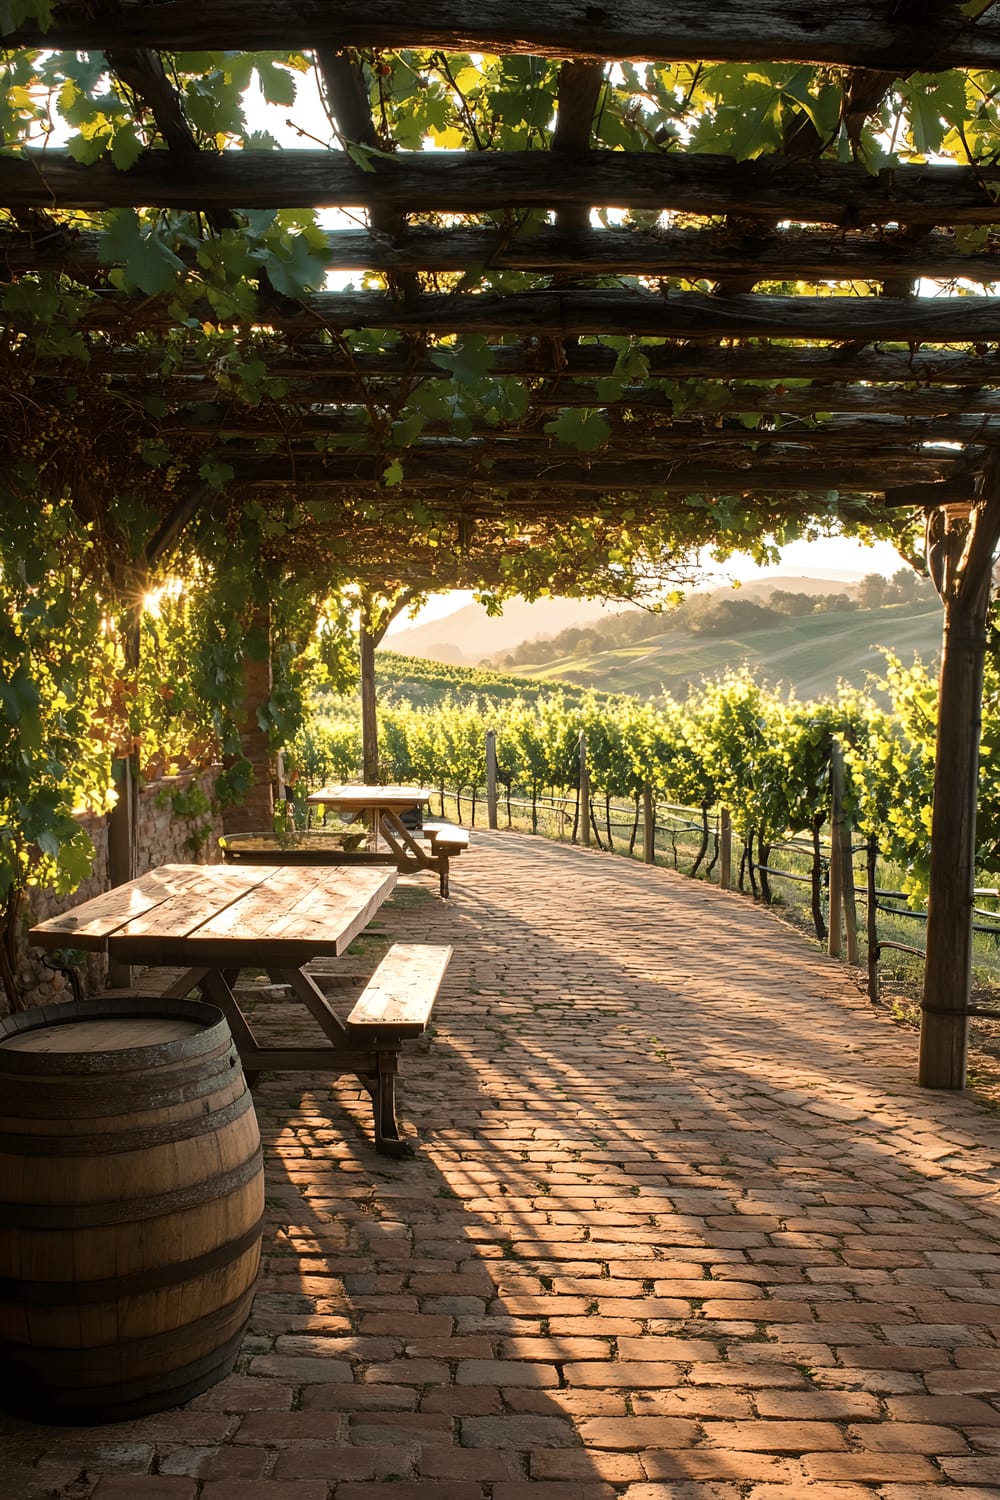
[6,5,1000,1082]
[7,832,1000,1496]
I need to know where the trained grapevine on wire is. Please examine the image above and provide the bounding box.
[294,640,1000,907]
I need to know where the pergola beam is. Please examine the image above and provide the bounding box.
[5,1,999,70]
[4,149,1000,225]
[59,287,1000,342]
[148,384,1000,420]
[229,451,965,491]
[4,224,998,285]
[165,412,1000,447]
[72,343,1000,388]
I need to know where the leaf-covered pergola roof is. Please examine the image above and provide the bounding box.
[7,1,1000,1089]
[3,0,1000,591]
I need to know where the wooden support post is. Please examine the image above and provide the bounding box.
[643,785,655,864]
[828,740,845,960]
[107,610,140,989]
[485,730,498,830]
[578,731,590,847]
[221,605,274,836]
[719,808,732,890]
[355,587,419,792]
[360,614,378,785]
[920,474,1000,1088]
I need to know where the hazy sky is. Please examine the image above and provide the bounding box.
[386,533,911,633]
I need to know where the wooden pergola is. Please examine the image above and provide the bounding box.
[3,2,1000,1088]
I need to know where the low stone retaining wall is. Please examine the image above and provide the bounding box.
[13,768,225,1012]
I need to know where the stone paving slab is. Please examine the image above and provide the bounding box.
[6,830,1000,1496]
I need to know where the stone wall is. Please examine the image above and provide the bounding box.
[13,767,225,1013]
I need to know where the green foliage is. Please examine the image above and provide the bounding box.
[0,40,985,977]
[543,408,612,453]
[0,496,116,913]
[300,624,1000,908]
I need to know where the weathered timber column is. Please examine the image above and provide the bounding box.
[107,598,141,988]
[643,786,655,864]
[920,467,1000,1088]
[222,606,274,835]
[355,590,418,788]
[486,730,498,829]
[360,612,379,785]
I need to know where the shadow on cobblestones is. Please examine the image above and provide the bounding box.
[6,830,1000,1496]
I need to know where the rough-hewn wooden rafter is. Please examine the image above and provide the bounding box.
[4,149,1000,226]
[5,1,998,71]
[228,448,965,491]
[58,287,1000,341]
[141,384,1000,421]
[1,223,997,285]
[166,413,1000,448]
[1,12,998,517]
[75,343,1000,388]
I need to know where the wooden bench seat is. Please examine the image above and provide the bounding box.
[422,821,471,851]
[347,942,452,1035]
[345,942,452,1152]
[418,822,470,896]
[221,823,469,897]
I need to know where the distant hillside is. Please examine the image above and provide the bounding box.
[722,573,861,600]
[384,595,617,664]
[383,575,876,666]
[374,652,606,709]
[508,599,944,702]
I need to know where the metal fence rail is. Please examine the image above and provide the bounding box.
[447,781,1000,1004]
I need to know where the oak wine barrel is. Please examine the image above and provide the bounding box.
[0,996,264,1423]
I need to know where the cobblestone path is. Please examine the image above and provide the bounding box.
[6,830,1000,1498]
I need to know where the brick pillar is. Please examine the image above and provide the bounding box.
[222,615,274,834]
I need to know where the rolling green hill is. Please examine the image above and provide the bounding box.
[506,599,945,701]
[374,652,609,708]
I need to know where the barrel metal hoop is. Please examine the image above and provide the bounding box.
[0,1146,263,1229]
[19,1323,250,1423]
[0,1085,256,1157]
[0,997,230,1073]
[0,1213,264,1305]
[0,1047,241,1118]
[0,1291,255,1421]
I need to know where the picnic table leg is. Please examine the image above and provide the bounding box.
[439,854,450,899]
[370,1048,414,1158]
[377,810,429,873]
[196,969,264,1059]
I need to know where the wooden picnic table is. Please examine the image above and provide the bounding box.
[303,783,469,896]
[28,861,450,1155]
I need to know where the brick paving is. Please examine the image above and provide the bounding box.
[6,830,1000,1497]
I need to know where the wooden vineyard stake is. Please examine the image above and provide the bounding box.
[828,741,844,960]
[720,809,732,891]
[578,731,590,847]
[643,786,655,865]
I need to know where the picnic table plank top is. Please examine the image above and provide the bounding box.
[27,863,267,951]
[29,861,397,964]
[189,864,394,958]
[306,784,432,810]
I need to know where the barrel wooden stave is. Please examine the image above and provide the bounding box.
[0,997,264,1422]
